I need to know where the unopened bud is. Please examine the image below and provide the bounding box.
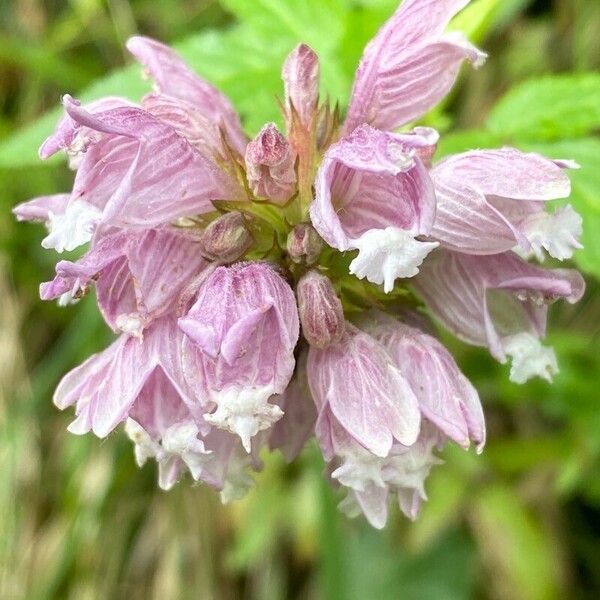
[282,44,320,129]
[297,271,344,348]
[287,223,323,265]
[245,123,296,203]
[200,212,252,263]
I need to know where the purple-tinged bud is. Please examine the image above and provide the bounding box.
[200,211,252,263]
[245,123,296,203]
[282,43,320,129]
[297,271,345,348]
[287,223,323,265]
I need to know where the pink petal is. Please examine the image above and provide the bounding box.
[307,326,421,456]
[13,194,70,222]
[63,95,239,227]
[126,36,247,155]
[344,0,483,133]
[310,124,436,250]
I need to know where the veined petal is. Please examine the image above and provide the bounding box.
[414,250,585,372]
[13,194,70,223]
[41,229,208,334]
[307,326,421,456]
[344,0,482,133]
[62,95,239,227]
[126,36,247,154]
[362,311,485,451]
[180,263,299,449]
[310,124,436,251]
[39,96,136,160]
[431,148,574,256]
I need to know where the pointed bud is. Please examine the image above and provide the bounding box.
[200,211,252,263]
[282,44,320,128]
[296,271,345,348]
[287,223,323,265]
[245,123,296,203]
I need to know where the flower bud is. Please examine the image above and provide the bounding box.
[282,43,320,129]
[287,223,323,265]
[200,211,252,263]
[245,123,296,203]
[296,271,344,348]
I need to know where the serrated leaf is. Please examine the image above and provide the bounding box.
[487,73,600,140]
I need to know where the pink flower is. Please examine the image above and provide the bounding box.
[310,125,439,292]
[14,0,587,526]
[359,310,485,451]
[178,262,299,451]
[40,228,209,337]
[308,324,421,456]
[54,317,199,438]
[37,95,240,252]
[430,148,583,259]
[414,250,585,383]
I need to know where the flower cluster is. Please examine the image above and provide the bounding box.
[15,0,585,527]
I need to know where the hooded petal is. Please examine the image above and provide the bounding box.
[54,317,198,437]
[61,95,239,229]
[431,148,580,258]
[126,35,247,155]
[362,311,485,451]
[414,250,585,381]
[179,262,299,450]
[41,228,208,334]
[310,124,437,290]
[344,0,484,133]
[307,325,421,456]
[311,125,437,250]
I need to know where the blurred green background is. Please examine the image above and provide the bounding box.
[1,0,599,598]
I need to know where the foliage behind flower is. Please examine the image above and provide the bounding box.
[13,0,585,529]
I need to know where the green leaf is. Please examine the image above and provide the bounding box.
[469,483,564,599]
[487,73,600,140]
[220,0,347,54]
